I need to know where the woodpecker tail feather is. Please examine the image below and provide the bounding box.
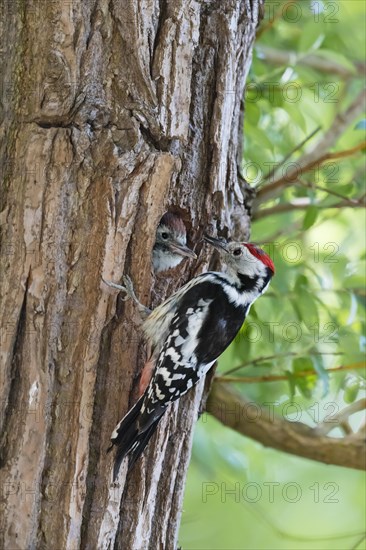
[109,397,163,480]
[122,416,162,476]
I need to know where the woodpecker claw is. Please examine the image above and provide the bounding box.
[102,277,129,299]
[102,276,151,319]
[121,275,136,300]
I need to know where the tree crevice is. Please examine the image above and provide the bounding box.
[0,271,29,467]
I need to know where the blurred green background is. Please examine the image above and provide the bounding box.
[180,1,366,548]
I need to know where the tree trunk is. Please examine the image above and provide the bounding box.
[0,1,263,548]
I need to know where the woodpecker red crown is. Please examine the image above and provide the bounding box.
[244,243,275,273]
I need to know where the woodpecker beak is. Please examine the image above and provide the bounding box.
[203,234,228,253]
[168,242,197,259]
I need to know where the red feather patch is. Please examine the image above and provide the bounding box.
[244,243,275,273]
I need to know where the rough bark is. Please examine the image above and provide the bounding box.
[0,0,263,548]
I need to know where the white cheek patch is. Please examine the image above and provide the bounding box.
[241,258,264,278]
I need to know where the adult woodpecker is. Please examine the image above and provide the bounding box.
[109,235,275,479]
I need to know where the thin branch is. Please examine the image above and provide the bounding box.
[295,178,360,204]
[255,89,366,205]
[224,351,344,376]
[216,362,366,384]
[351,534,366,550]
[254,222,304,244]
[262,126,321,183]
[305,90,366,155]
[256,45,366,78]
[256,1,297,39]
[256,140,366,207]
[207,382,366,471]
[254,196,366,220]
[315,398,366,436]
[293,140,366,175]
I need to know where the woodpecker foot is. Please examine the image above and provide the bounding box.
[102,277,130,298]
[102,276,151,319]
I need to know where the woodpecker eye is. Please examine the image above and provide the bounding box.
[161,232,169,240]
[233,248,242,256]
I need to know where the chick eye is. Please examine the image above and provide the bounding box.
[161,232,169,240]
[233,248,242,256]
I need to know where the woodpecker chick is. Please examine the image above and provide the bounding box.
[102,213,196,313]
[153,212,196,273]
[109,236,275,479]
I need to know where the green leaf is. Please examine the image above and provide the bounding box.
[343,376,362,404]
[303,206,319,229]
[290,289,319,327]
[285,103,307,132]
[291,357,317,399]
[294,274,309,290]
[286,371,297,400]
[246,103,261,126]
[271,87,284,108]
[292,357,313,372]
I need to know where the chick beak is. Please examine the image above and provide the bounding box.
[203,234,229,253]
[168,242,197,259]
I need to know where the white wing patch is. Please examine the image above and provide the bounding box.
[142,273,220,349]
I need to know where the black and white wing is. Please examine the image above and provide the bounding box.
[110,275,249,477]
